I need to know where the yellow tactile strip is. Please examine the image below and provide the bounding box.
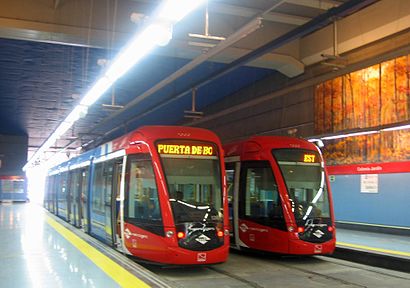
[46,216,151,288]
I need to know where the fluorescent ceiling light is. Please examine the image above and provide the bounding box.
[307,138,324,148]
[316,122,410,143]
[105,23,172,83]
[156,0,206,22]
[321,130,378,140]
[23,0,206,171]
[80,76,113,107]
[53,121,73,139]
[65,105,88,123]
[381,124,410,132]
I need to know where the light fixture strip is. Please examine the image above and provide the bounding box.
[381,124,410,132]
[23,0,206,171]
[310,122,410,144]
[321,130,378,140]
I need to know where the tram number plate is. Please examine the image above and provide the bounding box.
[314,245,323,253]
[197,253,207,262]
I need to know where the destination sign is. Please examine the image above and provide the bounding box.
[157,144,215,156]
[303,154,316,163]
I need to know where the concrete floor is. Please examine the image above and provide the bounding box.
[1,203,409,288]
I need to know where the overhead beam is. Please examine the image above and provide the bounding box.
[263,12,311,26]
[300,0,410,65]
[210,3,312,25]
[0,17,128,49]
[0,16,301,72]
[161,41,304,77]
[285,0,342,10]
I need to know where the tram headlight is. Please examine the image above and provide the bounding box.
[288,226,295,232]
[166,231,174,238]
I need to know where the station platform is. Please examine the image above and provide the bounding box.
[333,227,410,273]
[0,202,170,288]
[1,203,409,288]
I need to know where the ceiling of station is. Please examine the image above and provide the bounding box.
[0,0,385,165]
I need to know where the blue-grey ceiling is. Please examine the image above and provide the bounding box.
[0,0,359,160]
[0,37,274,151]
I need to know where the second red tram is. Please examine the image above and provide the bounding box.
[224,136,335,255]
[45,126,229,265]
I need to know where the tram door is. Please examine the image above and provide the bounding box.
[79,168,89,233]
[57,172,69,221]
[68,171,76,226]
[68,170,82,228]
[90,159,124,247]
[111,161,123,246]
[89,160,113,245]
[49,175,57,214]
[225,160,241,248]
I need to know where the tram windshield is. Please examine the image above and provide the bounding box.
[272,149,331,224]
[157,140,223,224]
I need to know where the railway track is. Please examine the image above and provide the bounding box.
[144,250,410,288]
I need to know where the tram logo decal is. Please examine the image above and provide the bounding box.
[313,230,324,238]
[187,223,215,233]
[249,227,268,233]
[305,219,327,230]
[195,234,211,245]
[239,223,268,233]
[124,228,148,240]
[240,223,248,232]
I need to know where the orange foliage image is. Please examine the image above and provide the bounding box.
[315,55,410,165]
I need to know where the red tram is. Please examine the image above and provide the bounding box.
[224,136,335,255]
[44,126,229,265]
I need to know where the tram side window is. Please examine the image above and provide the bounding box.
[50,175,56,206]
[104,163,113,206]
[92,161,114,214]
[125,155,161,223]
[44,178,48,208]
[69,170,81,203]
[81,169,89,203]
[47,175,54,211]
[240,161,285,229]
[44,177,50,209]
[51,174,59,212]
[58,172,68,202]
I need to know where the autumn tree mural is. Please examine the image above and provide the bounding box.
[315,55,410,165]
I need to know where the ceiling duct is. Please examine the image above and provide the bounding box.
[106,0,378,130]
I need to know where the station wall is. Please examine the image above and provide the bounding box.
[331,173,410,228]
[199,73,315,143]
[0,134,28,176]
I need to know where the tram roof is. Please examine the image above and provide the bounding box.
[224,135,318,157]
